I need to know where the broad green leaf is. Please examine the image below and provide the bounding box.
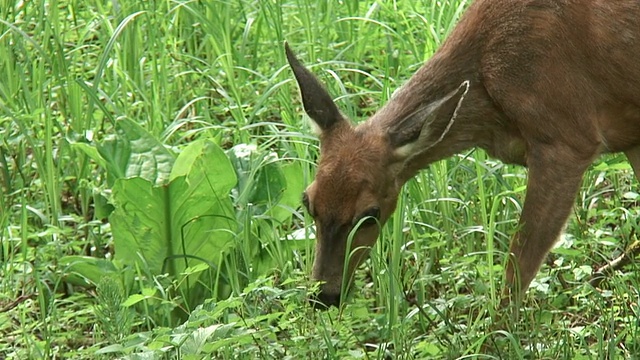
[226,145,305,275]
[70,142,106,168]
[179,324,223,355]
[170,139,237,201]
[227,144,287,216]
[59,255,118,287]
[98,118,175,186]
[95,344,126,354]
[92,190,114,219]
[265,161,305,223]
[110,139,236,285]
[182,263,210,276]
[122,294,147,307]
[141,287,157,297]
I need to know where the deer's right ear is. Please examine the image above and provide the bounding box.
[389,81,469,160]
[285,42,344,133]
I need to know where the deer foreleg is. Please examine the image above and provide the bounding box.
[624,146,640,181]
[506,143,597,299]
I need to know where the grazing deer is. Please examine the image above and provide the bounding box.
[286,0,640,308]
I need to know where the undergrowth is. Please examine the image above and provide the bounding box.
[0,0,638,359]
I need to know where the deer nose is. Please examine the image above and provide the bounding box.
[310,291,341,309]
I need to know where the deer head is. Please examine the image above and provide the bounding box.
[285,43,468,308]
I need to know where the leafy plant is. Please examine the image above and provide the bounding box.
[111,137,236,293]
[71,121,237,318]
[226,143,306,291]
[66,119,306,326]
[94,276,133,343]
[2,0,639,358]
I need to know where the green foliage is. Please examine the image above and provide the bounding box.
[98,120,175,187]
[1,0,639,359]
[66,117,306,328]
[94,276,133,343]
[69,121,306,324]
[110,137,235,280]
[227,143,306,286]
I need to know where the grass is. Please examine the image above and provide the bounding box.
[1,0,639,358]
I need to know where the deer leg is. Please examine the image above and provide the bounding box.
[505,143,597,299]
[624,146,640,181]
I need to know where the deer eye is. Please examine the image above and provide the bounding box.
[354,206,380,227]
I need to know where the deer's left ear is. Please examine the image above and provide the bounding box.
[285,42,346,133]
[389,81,469,159]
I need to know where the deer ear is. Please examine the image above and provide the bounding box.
[389,81,469,159]
[285,42,345,133]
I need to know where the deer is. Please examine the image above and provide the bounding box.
[285,0,640,309]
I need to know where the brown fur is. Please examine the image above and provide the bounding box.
[286,0,640,308]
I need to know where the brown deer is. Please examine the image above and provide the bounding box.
[286,0,640,308]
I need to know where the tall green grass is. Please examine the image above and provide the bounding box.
[0,0,638,358]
